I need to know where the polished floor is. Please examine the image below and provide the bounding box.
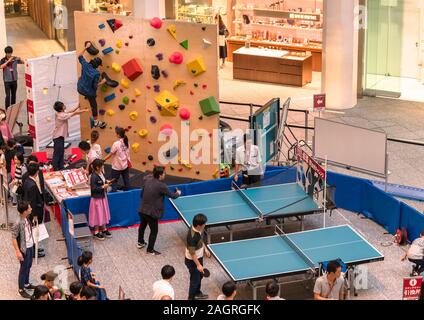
[0,16,422,300]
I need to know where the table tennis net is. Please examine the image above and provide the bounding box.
[232,181,263,218]
[275,225,316,271]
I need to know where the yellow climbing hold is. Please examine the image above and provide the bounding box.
[138,129,148,138]
[179,159,192,169]
[155,90,180,117]
[112,63,121,73]
[129,111,138,121]
[116,40,123,49]
[213,169,219,178]
[167,24,177,39]
[121,79,130,89]
[106,109,115,116]
[131,143,140,153]
[173,80,187,91]
[187,56,206,77]
[134,88,141,97]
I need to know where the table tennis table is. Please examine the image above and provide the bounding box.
[208,225,384,299]
[170,183,322,242]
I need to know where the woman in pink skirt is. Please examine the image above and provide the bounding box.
[89,159,113,241]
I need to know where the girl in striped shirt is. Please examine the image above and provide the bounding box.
[10,152,26,206]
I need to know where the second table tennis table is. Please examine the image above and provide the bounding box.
[171,183,322,242]
[208,225,384,299]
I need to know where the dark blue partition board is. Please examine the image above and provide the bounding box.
[327,172,365,214]
[400,203,424,241]
[361,181,401,235]
[60,208,83,276]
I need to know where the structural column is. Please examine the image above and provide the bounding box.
[0,0,7,50]
[322,0,359,109]
[132,0,165,19]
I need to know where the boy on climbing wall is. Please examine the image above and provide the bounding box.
[77,42,108,129]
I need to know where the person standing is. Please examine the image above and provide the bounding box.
[234,134,264,187]
[11,201,36,299]
[89,159,112,240]
[265,280,284,300]
[104,127,131,192]
[152,265,176,300]
[215,14,229,68]
[185,213,210,300]
[89,130,102,159]
[313,260,345,300]
[0,46,24,109]
[52,101,87,171]
[77,42,107,129]
[9,152,27,206]
[0,109,13,142]
[138,166,180,255]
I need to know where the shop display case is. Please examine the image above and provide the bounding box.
[177,3,216,24]
[4,0,29,16]
[228,0,323,72]
[85,0,132,16]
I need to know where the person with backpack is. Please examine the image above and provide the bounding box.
[401,230,424,276]
[77,42,107,129]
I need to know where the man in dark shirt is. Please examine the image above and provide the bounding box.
[185,213,210,300]
[0,46,24,109]
[138,166,181,255]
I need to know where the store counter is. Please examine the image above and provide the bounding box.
[227,38,322,72]
[233,47,312,87]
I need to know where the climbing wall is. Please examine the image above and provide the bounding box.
[74,12,220,180]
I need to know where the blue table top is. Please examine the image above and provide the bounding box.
[208,225,384,281]
[170,183,320,226]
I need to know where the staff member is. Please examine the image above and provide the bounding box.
[185,213,210,300]
[0,46,24,109]
[234,134,264,187]
[137,166,181,255]
[313,260,345,300]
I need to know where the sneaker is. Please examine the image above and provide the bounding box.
[94,233,105,241]
[94,120,107,129]
[18,289,32,299]
[137,242,146,249]
[194,293,209,300]
[147,249,161,256]
[102,230,112,238]
[24,283,37,290]
[37,252,46,258]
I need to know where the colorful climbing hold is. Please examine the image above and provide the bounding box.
[147,38,155,47]
[121,79,130,89]
[148,155,154,161]
[138,129,148,138]
[122,58,143,81]
[153,85,160,93]
[99,39,106,47]
[115,49,120,54]
[99,23,106,29]
[202,84,208,89]
[180,39,189,50]
[160,124,173,136]
[151,65,160,80]
[156,53,164,61]
[112,62,121,73]
[173,80,186,90]
[105,147,111,154]
[119,104,126,110]
[123,97,130,105]
[179,108,191,120]
[116,40,123,48]
[129,111,138,121]
[102,47,114,55]
[99,109,106,116]
[202,38,212,48]
[150,17,163,29]
[187,56,206,76]
[150,116,157,124]
[169,52,183,65]
[106,109,115,116]
[199,96,220,116]
[155,91,180,117]
[107,19,123,33]
[194,83,199,88]
[167,25,177,39]
[131,143,140,153]
[134,88,141,97]
[161,70,168,78]
[190,90,194,96]
[104,93,116,103]
[101,84,108,93]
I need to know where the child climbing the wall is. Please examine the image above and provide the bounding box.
[89,159,112,241]
[103,127,131,192]
[77,42,108,129]
[52,101,88,171]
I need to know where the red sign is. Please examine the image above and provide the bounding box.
[314,94,326,111]
[403,277,423,300]
[296,145,326,180]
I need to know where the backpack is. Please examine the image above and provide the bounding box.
[394,227,408,245]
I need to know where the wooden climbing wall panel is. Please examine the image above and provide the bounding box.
[74,12,220,180]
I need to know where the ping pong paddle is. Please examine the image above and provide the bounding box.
[203,268,211,278]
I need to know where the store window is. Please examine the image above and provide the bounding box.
[172,0,227,24]
[84,0,132,16]
[4,0,29,17]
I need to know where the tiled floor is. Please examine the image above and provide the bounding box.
[0,17,423,300]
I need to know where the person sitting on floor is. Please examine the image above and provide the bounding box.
[77,251,108,300]
[40,271,63,300]
[401,230,424,276]
[31,285,50,301]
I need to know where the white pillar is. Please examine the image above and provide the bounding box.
[0,0,7,50]
[132,0,165,19]
[322,0,359,109]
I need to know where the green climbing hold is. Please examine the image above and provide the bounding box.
[123,97,130,105]
[101,84,108,92]
[180,39,189,50]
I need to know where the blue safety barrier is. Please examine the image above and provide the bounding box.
[372,181,424,202]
